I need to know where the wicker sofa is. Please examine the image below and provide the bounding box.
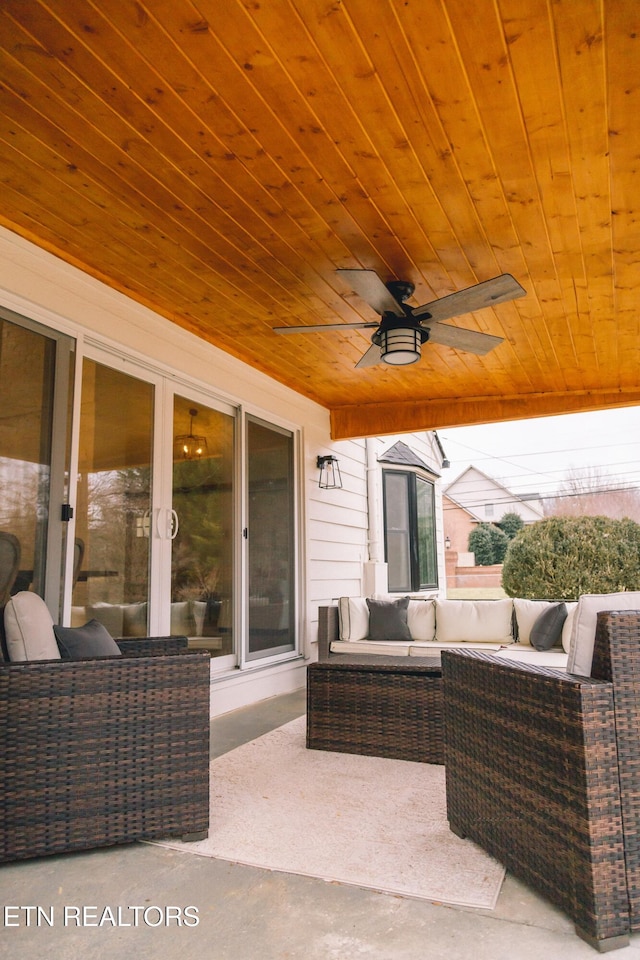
[1,595,211,863]
[442,609,640,952]
[317,596,574,667]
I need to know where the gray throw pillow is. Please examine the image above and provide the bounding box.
[530,602,568,651]
[54,619,121,659]
[366,597,412,641]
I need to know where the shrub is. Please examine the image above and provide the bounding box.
[487,524,510,564]
[497,512,525,541]
[501,515,640,599]
[468,524,498,566]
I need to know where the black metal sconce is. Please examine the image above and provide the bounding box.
[445,536,451,549]
[317,455,342,489]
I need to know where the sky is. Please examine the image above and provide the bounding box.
[439,405,640,502]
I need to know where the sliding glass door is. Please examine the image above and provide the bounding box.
[170,394,235,658]
[246,417,295,661]
[72,361,240,659]
[72,358,154,635]
[0,308,74,618]
[2,331,299,668]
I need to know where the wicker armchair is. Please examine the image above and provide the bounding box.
[1,636,211,862]
[442,610,640,952]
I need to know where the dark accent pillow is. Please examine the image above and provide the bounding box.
[54,619,121,659]
[366,597,412,641]
[530,602,568,651]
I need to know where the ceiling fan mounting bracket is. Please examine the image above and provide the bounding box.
[386,280,414,303]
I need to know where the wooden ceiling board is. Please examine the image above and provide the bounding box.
[0,0,638,438]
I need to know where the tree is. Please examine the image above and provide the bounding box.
[497,511,525,541]
[468,522,510,565]
[468,524,498,565]
[543,467,640,522]
[501,515,640,599]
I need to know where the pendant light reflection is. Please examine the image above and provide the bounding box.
[175,408,208,460]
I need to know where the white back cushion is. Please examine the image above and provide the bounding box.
[338,597,369,641]
[4,591,60,661]
[435,599,514,644]
[567,592,640,676]
[338,596,436,641]
[407,600,436,641]
[561,602,578,653]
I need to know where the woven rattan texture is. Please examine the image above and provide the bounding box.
[442,611,640,950]
[307,658,444,764]
[1,643,211,862]
[591,611,640,933]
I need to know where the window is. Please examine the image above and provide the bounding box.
[383,471,438,592]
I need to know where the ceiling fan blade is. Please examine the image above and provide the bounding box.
[355,343,384,368]
[337,269,405,317]
[412,274,525,322]
[273,321,377,334]
[426,321,504,355]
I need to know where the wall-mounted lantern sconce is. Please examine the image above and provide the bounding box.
[317,454,342,489]
[442,459,451,469]
[444,536,451,550]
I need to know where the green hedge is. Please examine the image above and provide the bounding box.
[501,515,640,599]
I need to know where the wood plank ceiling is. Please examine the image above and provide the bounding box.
[0,0,638,439]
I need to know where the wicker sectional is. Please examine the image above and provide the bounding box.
[1,637,211,863]
[443,610,640,952]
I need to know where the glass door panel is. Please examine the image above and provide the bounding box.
[171,395,234,657]
[72,359,153,636]
[0,310,73,618]
[246,417,295,661]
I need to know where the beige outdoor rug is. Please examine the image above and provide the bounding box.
[152,716,505,909]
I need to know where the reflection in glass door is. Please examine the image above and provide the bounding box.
[246,417,295,661]
[171,396,234,658]
[0,309,73,617]
[72,359,154,636]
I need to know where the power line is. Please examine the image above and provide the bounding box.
[441,434,640,490]
[444,462,640,497]
[443,482,640,514]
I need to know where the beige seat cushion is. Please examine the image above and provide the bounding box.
[4,591,60,661]
[330,639,413,656]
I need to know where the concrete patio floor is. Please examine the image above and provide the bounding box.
[2,688,640,960]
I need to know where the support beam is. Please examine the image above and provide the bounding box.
[330,390,640,440]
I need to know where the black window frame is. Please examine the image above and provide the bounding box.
[382,469,438,592]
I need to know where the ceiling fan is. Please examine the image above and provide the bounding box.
[273,269,526,368]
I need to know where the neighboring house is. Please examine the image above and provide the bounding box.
[443,466,544,560]
[0,229,447,716]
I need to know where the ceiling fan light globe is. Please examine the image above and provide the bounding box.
[380,328,421,365]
